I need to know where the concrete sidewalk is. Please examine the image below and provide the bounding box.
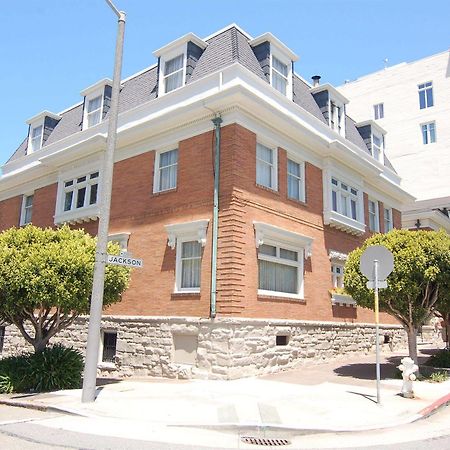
[1,347,450,436]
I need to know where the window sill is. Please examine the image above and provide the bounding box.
[286,197,307,207]
[54,205,100,225]
[98,362,116,370]
[331,293,357,307]
[256,183,279,195]
[171,292,201,299]
[152,187,177,197]
[324,210,366,236]
[258,293,306,303]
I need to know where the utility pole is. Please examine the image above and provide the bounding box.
[81,0,126,403]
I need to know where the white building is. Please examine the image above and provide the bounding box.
[339,50,450,232]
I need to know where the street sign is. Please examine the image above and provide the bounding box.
[360,245,394,281]
[107,254,143,268]
[366,280,387,289]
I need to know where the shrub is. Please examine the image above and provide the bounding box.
[429,371,448,383]
[426,349,450,368]
[0,344,84,393]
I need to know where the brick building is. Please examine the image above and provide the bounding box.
[0,25,413,379]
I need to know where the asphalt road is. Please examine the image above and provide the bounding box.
[0,404,449,449]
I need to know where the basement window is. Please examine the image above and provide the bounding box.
[276,335,289,346]
[102,331,117,363]
[0,326,5,353]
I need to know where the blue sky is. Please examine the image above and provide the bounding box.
[1,0,449,166]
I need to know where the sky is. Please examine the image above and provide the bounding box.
[1,0,449,166]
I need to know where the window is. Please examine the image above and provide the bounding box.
[331,263,344,288]
[276,335,289,346]
[101,331,117,363]
[258,244,301,296]
[372,133,383,161]
[165,219,209,293]
[373,103,384,120]
[287,158,305,202]
[164,54,184,93]
[0,326,5,353]
[418,82,433,109]
[256,143,277,190]
[384,207,393,232]
[331,178,359,221]
[20,194,34,226]
[271,56,288,95]
[330,101,343,134]
[30,125,43,152]
[63,171,99,212]
[154,149,178,192]
[368,199,380,232]
[422,122,436,144]
[86,95,102,128]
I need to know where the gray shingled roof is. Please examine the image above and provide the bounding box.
[6,26,378,167]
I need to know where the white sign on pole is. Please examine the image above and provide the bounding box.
[107,254,143,268]
[366,280,388,289]
[360,245,394,283]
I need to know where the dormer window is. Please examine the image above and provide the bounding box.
[30,125,43,152]
[355,120,386,163]
[86,95,102,128]
[330,101,343,134]
[371,133,384,161]
[80,78,112,130]
[250,32,298,100]
[271,56,288,95]
[164,54,184,93]
[154,33,207,98]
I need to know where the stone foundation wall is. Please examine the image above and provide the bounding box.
[1,316,439,380]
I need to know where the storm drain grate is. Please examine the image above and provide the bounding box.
[241,436,291,446]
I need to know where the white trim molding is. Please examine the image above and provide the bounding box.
[165,219,209,250]
[253,221,313,259]
[108,232,131,251]
[328,250,348,262]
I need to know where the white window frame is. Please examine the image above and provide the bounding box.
[20,193,34,226]
[323,166,365,236]
[421,121,436,145]
[368,198,380,232]
[269,49,292,100]
[287,156,305,202]
[329,99,345,136]
[371,132,384,162]
[153,148,178,193]
[85,94,103,128]
[373,103,384,120]
[384,206,393,232]
[30,125,44,152]
[331,263,345,289]
[254,222,313,300]
[158,45,188,97]
[331,178,360,221]
[256,142,278,191]
[418,81,433,109]
[165,219,209,294]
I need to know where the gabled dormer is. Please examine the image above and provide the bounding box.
[26,111,61,154]
[355,120,386,163]
[154,33,207,97]
[310,80,348,137]
[81,78,112,130]
[249,33,298,100]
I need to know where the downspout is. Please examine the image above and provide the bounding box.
[210,116,222,319]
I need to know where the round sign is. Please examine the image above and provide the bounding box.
[359,245,394,281]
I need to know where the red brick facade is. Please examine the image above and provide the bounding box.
[0,123,401,324]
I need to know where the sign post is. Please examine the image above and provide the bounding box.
[360,245,394,405]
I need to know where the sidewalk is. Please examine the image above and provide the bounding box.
[1,346,449,439]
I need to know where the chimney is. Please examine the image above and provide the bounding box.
[312,75,321,87]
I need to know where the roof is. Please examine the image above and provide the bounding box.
[6,25,373,164]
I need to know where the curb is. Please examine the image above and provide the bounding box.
[0,398,86,417]
[417,392,450,419]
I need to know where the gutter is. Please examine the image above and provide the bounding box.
[210,116,222,319]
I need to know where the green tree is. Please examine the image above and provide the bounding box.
[0,225,129,353]
[344,229,450,365]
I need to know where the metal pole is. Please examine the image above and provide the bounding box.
[81,2,126,403]
[374,259,381,405]
[210,116,222,319]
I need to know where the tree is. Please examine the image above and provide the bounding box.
[0,225,130,353]
[344,229,450,365]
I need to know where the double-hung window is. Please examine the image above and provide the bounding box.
[331,178,359,221]
[271,56,288,95]
[287,158,305,202]
[373,103,384,120]
[179,241,202,290]
[421,122,436,144]
[164,54,184,93]
[418,82,433,109]
[256,143,277,190]
[384,207,393,232]
[63,171,99,212]
[154,149,178,192]
[258,244,301,296]
[30,125,43,152]
[330,101,343,134]
[86,95,102,128]
[331,263,344,289]
[20,194,34,226]
[368,199,380,232]
[372,133,383,161]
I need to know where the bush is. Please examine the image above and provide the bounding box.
[426,349,450,368]
[0,344,84,393]
[429,371,448,383]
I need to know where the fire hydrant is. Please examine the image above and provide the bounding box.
[397,357,418,398]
